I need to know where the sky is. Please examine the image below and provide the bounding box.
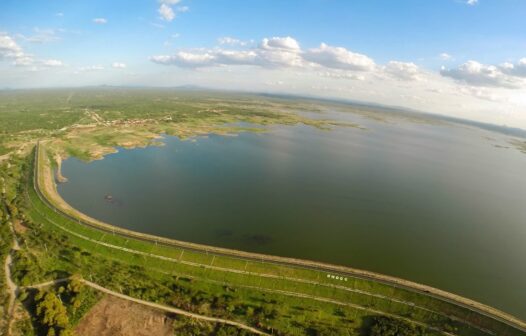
[1,0,526,128]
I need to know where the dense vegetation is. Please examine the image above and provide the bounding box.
[367,316,425,336]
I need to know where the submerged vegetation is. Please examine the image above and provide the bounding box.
[1,89,526,335]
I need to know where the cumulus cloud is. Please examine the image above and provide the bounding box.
[77,65,105,72]
[0,33,34,66]
[214,50,258,65]
[157,0,187,22]
[18,28,59,44]
[159,0,180,4]
[0,33,24,59]
[150,50,259,68]
[439,53,452,61]
[150,52,215,67]
[42,59,63,67]
[318,71,365,81]
[460,86,505,102]
[218,37,250,47]
[384,61,422,81]
[499,58,526,78]
[13,56,34,67]
[466,0,478,5]
[260,36,300,51]
[158,4,175,21]
[151,36,303,68]
[303,43,375,71]
[257,37,303,67]
[440,60,521,88]
[112,62,127,69]
[149,36,522,96]
[93,18,108,24]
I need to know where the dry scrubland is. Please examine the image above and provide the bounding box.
[1,88,525,336]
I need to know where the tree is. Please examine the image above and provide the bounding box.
[36,291,70,331]
[368,316,423,336]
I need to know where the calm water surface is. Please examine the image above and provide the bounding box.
[58,112,526,318]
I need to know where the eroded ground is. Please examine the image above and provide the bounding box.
[75,295,174,336]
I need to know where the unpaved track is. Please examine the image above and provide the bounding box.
[4,254,17,336]
[23,278,270,336]
[4,222,20,336]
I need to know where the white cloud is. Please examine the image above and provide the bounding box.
[112,62,127,69]
[439,53,452,61]
[215,50,258,65]
[0,33,34,66]
[440,60,521,88]
[499,58,526,78]
[303,43,375,71]
[93,18,108,24]
[318,71,365,81]
[218,37,250,47]
[151,36,304,68]
[150,50,259,68]
[77,65,105,72]
[159,0,180,4]
[150,52,215,67]
[466,0,478,5]
[18,28,59,44]
[159,4,175,21]
[460,86,505,102]
[157,0,187,22]
[260,36,300,51]
[384,61,422,81]
[258,37,303,67]
[14,56,34,67]
[0,33,24,59]
[42,59,63,67]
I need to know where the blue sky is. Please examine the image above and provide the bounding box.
[1,0,526,127]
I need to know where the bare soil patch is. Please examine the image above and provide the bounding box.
[13,220,28,234]
[75,295,174,336]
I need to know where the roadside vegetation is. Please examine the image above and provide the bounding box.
[17,277,100,336]
[1,89,525,335]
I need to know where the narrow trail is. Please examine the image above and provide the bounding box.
[4,222,20,336]
[23,278,271,336]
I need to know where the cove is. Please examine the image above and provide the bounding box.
[57,112,526,319]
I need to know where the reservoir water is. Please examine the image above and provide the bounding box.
[57,111,526,318]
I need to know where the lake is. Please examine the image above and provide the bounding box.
[57,111,526,319]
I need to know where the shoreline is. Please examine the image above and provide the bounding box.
[34,141,526,332]
[54,154,68,183]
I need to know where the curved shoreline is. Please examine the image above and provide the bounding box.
[34,142,526,333]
